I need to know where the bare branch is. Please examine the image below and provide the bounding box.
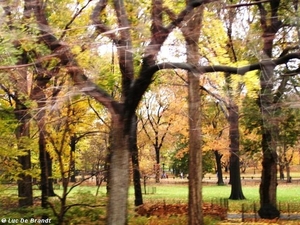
[91,0,118,42]
[226,0,270,8]
[59,0,93,40]
[146,52,300,75]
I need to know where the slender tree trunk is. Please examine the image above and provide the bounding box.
[155,152,160,183]
[228,103,245,200]
[38,127,49,208]
[15,105,33,207]
[286,163,291,183]
[70,135,77,183]
[214,150,224,185]
[279,164,284,180]
[31,73,55,208]
[130,115,143,206]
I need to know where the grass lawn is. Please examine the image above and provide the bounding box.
[125,182,300,210]
[1,182,300,224]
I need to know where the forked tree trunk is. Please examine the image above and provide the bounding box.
[214,150,224,185]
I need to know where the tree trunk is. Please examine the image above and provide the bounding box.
[187,66,202,225]
[286,163,291,183]
[279,164,284,180]
[130,115,143,206]
[214,150,224,185]
[70,135,77,183]
[106,115,130,225]
[155,152,160,183]
[257,1,281,219]
[258,62,280,218]
[228,103,245,200]
[39,128,49,208]
[15,104,33,207]
[30,73,55,208]
[183,5,204,225]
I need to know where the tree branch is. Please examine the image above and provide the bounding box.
[145,52,300,75]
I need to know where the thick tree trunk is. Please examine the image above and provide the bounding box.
[106,115,130,225]
[183,5,204,224]
[228,103,245,200]
[187,69,202,225]
[214,150,224,185]
[258,63,280,217]
[257,1,281,219]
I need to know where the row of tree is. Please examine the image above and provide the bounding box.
[1,0,300,224]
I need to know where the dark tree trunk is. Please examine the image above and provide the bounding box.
[155,151,160,183]
[257,1,282,218]
[228,103,245,200]
[39,130,50,208]
[130,115,143,206]
[30,72,55,208]
[286,163,291,183]
[38,128,56,208]
[15,104,33,207]
[70,135,77,183]
[279,164,284,180]
[214,150,224,185]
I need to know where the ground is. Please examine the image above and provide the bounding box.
[135,202,227,219]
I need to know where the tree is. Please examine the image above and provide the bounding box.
[0,68,34,207]
[139,90,173,183]
[181,3,204,224]
[255,0,282,218]
[16,1,214,224]
[2,0,300,223]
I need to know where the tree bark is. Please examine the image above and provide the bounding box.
[256,0,281,219]
[106,115,130,225]
[15,103,33,207]
[130,115,143,206]
[182,5,204,225]
[228,103,245,200]
[214,150,224,185]
[30,73,55,208]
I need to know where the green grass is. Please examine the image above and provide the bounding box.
[126,183,300,212]
[2,183,300,206]
[1,183,300,224]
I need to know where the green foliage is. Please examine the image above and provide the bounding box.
[170,138,215,176]
[0,34,22,65]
